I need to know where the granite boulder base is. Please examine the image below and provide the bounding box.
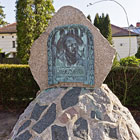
[10,85,140,140]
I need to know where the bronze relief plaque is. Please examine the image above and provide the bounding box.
[47,24,94,86]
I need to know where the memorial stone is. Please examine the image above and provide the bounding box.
[10,6,140,140]
[29,6,115,90]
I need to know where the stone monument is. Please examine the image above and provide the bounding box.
[10,6,140,140]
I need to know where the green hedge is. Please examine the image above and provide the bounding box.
[104,66,140,108]
[0,65,140,109]
[0,64,39,109]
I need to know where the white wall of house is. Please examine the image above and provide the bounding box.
[112,36,138,60]
[137,36,140,48]
[0,33,17,58]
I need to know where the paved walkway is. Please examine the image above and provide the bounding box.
[0,111,21,140]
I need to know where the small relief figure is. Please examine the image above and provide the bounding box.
[56,34,85,67]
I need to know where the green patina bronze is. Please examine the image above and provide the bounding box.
[47,24,94,86]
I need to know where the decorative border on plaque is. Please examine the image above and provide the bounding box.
[47,24,94,86]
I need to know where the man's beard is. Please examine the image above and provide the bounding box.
[65,49,77,66]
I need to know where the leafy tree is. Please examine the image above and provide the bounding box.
[0,5,8,26]
[94,13,100,29]
[94,13,112,44]
[135,47,140,59]
[16,0,55,64]
[94,13,105,36]
[104,14,112,44]
[99,13,105,35]
[16,0,35,64]
[34,0,55,40]
[87,14,92,22]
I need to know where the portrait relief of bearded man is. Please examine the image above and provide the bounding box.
[56,33,85,67]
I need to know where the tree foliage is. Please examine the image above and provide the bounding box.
[135,47,140,59]
[16,0,35,64]
[94,13,112,44]
[87,14,92,22]
[94,13,100,29]
[120,56,140,67]
[34,0,55,40]
[104,14,112,44]
[16,0,55,64]
[0,5,8,26]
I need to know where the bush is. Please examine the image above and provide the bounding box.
[135,47,140,59]
[120,56,140,67]
[112,53,120,68]
[0,64,140,109]
[0,64,39,109]
[105,66,140,108]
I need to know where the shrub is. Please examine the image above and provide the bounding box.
[112,53,120,68]
[120,56,140,67]
[135,47,140,59]
[105,66,140,108]
[0,64,39,109]
[0,64,140,109]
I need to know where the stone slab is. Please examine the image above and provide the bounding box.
[29,6,115,90]
[15,130,32,140]
[30,103,48,121]
[51,125,68,140]
[61,87,81,110]
[32,103,56,134]
[73,117,88,140]
[17,120,31,135]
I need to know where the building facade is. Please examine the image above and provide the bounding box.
[124,22,140,49]
[0,23,140,60]
[111,24,139,60]
[0,23,17,58]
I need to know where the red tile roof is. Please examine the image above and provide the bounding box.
[111,24,139,37]
[0,23,17,34]
[0,23,139,37]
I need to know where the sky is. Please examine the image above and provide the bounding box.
[0,0,140,27]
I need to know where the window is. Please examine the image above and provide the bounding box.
[12,41,16,48]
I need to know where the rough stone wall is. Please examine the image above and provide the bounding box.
[10,85,140,140]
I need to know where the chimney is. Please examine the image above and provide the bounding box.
[136,22,140,27]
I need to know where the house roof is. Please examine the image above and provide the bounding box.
[124,25,140,35]
[111,24,139,37]
[0,23,139,37]
[0,23,17,34]
[130,28,140,34]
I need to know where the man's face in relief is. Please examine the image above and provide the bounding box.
[65,37,77,54]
